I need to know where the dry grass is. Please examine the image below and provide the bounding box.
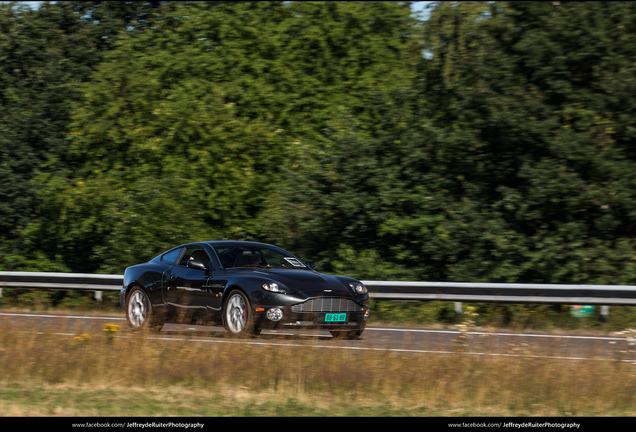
[0,319,635,416]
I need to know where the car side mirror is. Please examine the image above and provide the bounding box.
[187,259,207,270]
[305,260,316,269]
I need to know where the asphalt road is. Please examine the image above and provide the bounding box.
[0,311,634,362]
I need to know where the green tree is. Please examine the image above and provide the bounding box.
[0,2,101,270]
[255,1,424,262]
[411,1,636,284]
[28,1,422,273]
[0,1,190,271]
[280,0,636,287]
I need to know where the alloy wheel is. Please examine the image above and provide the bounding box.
[128,290,147,328]
[225,293,247,334]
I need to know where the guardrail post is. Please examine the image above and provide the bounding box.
[454,302,463,316]
[94,290,102,304]
[601,305,609,322]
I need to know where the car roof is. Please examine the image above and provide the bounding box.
[202,240,278,248]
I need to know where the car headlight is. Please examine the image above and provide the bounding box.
[261,281,292,294]
[348,282,367,295]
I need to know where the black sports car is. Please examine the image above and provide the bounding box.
[120,241,370,339]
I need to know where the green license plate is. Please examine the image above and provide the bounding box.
[325,313,347,322]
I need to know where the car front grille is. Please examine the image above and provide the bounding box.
[290,297,363,313]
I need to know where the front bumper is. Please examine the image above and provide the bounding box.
[253,296,370,330]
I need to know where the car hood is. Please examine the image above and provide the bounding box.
[230,268,351,296]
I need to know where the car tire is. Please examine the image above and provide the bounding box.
[223,289,258,337]
[126,286,163,332]
[330,330,363,340]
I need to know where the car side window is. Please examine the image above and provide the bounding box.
[215,247,238,268]
[178,247,212,269]
[161,248,184,264]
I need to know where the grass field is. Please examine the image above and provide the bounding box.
[1,316,635,417]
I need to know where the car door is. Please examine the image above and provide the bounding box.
[163,245,227,323]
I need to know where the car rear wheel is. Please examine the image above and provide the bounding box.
[223,290,259,337]
[126,287,163,331]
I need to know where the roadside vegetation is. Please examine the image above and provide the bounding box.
[0,316,635,417]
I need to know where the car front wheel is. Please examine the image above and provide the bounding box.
[223,290,259,337]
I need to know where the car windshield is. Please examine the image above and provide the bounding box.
[213,245,308,269]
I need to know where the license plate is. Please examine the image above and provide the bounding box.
[324,313,347,322]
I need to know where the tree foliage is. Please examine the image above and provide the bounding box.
[0,2,102,270]
[17,1,419,272]
[412,1,636,283]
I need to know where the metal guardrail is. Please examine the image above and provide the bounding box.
[0,271,122,303]
[0,271,123,292]
[361,280,636,306]
[1,271,635,308]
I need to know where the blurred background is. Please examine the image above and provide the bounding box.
[2,1,636,308]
